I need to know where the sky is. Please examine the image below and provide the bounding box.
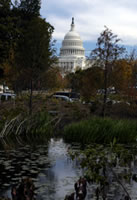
[40,0,137,56]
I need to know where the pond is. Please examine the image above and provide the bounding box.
[0,138,137,200]
[0,138,85,200]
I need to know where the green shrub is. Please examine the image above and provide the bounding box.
[63,117,137,144]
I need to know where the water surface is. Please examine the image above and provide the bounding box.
[0,138,137,200]
[0,138,83,200]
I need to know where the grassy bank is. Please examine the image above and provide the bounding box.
[0,110,53,141]
[63,117,137,144]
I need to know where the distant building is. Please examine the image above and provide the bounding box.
[58,18,86,76]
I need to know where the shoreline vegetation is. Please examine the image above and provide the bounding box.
[63,117,137,144]
[1,94,137,145]
[0,96,54,144]
[0,93,90,145]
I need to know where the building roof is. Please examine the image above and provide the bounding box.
[61,18,84,50]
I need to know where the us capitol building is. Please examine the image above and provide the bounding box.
[58,18,87,76]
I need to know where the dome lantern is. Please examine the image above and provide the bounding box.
[70,17,75,31]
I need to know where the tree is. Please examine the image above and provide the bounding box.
[91,26,125,116]
[0,0,56,111]
[0,0,12,65]
[0,0,22,84]
[81,67,104,101]
[66,70,83,92]
[19,0,41,17]
[15,17,55,114]
[42,67,63,91]
[112,59,133,94]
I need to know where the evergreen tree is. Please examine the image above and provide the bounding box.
[0,0,17,81]
[0,0,12,64]
[15,17,55,114]
[19,0,41,16]
[0,0,56,105]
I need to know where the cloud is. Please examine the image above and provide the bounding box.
[41,0,137,46]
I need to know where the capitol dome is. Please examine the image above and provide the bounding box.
[64,31,80,39]
[64,25,81,40]
[59,18,86,76]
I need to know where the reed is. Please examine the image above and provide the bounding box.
[0,111,53,141]
[63,117,137,144]
[27,111,53,139]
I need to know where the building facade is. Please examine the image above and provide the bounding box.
[58,18,86,76]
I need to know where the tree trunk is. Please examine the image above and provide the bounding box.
[29,79,33,115]
[102,63,108,117]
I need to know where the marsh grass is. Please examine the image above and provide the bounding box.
[28,111,53,139]
[0,110,53,142]
[63,117,137,144]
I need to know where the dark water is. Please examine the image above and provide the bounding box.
[0,138,84,200]
[0,138,137,200]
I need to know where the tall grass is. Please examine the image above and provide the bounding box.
[63,117,137,144]
[28,111,53,139]
[0,111,53,141]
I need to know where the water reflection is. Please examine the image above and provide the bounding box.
[1,138,137,200]
[0,138,82,200]
[36,138,82,200]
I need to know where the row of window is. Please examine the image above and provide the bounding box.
[60,62,74,67]
[60,49,84,56]
[63,41,82,46]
